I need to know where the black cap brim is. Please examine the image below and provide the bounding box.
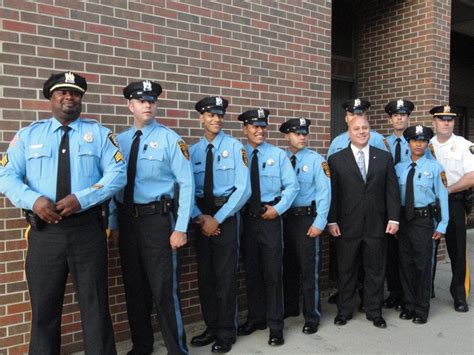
[247,121,267,127]
[207,108,225,115]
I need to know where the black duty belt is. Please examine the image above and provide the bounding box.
[117,199,174,218]
[402,205,437,219]
[285,205,316,217]
[24,206,102,230]
[197,196,229,208]
[242,197,281,218]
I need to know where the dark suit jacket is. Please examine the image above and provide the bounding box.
[328,145,400,238]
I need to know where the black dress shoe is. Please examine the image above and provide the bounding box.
[412,316,427,324]
[327,290,338,304]
[237,321,267,336]
[268,331,284,346]
[368,316,387,328]
[302,322,318,334]
[191,330,216,347]
[334,314,352,326]
[211,338,235,353]
[454,300,469,312]
[383,295,402,309]
[399,310,414,320]
[127,349,152,355]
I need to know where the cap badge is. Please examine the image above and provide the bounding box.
[299,118,306,126]
[150,141,158,149]
[267,158,275,166]
[83,132,94,143]
[415,125,423,135]
[216,97,223,106]
[65,72,75,84]
[222,150,229,158]
[257,108,265,119]
[444,105,451,113]
[397,99,404,109]
[302,165,309,172]
[354,98,361,107]
[143,80,152,91]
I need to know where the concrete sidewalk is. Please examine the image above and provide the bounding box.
[111,230,474,354]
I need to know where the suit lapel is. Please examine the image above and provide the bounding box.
[341,147,365,183]
[366,146,379,181]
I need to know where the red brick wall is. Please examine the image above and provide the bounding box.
[355,0,452,260]
[0,1,332,353]
[357,0,452,133]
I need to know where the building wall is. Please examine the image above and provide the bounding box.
[357,0,452,132]
[0,1,332,353]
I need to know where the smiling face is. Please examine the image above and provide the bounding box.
[128,98,157,128]
[348,115,370,149]
[50,89,82,124]
[200,111,223,140]
[243,123,267,148]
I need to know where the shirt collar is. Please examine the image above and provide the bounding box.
[204,130,225,149]
[350,143,370,156]
[133,119,158,139]
[52,117,80,132]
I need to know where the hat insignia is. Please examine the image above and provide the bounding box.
[415,125,423,135]
[299,118,306,126]
[257,108,265,119]
[354,98,361,108]
[83,132,94,143]
[443,105,451,113]
[396,99,404,109]
[216,97,223,106]
[65,72,75,84]
[143,80,152,92]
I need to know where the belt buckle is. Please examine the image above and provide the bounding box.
[132,205,139,218]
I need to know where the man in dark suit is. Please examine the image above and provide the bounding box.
[327,115,400,329]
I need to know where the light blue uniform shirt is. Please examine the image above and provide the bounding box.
[245,141,299,216]
[395,155,449,233]
[386,133,434,163]
[109,120,194,232]
[0,117,126,211]
[190,130,251,224]
[288,148,331,230]
[327,130,388,157]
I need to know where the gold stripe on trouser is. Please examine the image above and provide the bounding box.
[465,250,470,300]
[25,225,31,241]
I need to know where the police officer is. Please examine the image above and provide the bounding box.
[109,81,193,355]
[189,96,251,353]
[279,118,331,335]
[0,72,126,354]
[237,108,299,346]
[396,125,449,324]
[327,99,388,157]
[383,99,416,310]
[430,105,474,312]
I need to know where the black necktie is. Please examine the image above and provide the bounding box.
[124,130,142,205]
[395,138,401,165]
[204,143,215,212]
[290,155,296,169]
[404,162,417,221]
[249,149,261,214]
[56,126,72,201]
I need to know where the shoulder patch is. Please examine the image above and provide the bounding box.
[321,161,330,178]
[241,148,248,167]
[440,171,447,187]
[429,143,436,159]
[383,138,390,151]
[177,140,190,160]
[469,145,474,154]
[113,150,125,164]
[108,132,119,148]
[0,154,9,167]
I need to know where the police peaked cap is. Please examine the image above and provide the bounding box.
[123,80,162,101]
[385,99,415,115]
[403,125,434,141]
[238,108,270,126]
[342,98,371,114]
[195,96,228,115]
[429,105,457,120]
[43,71,87,99]
[279,117,311,134]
